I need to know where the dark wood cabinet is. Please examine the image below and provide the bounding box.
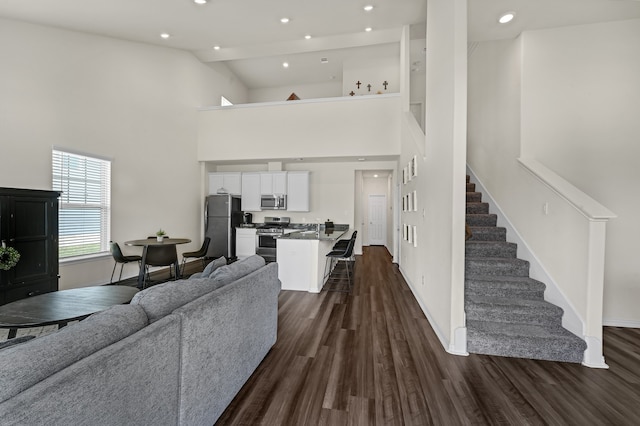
[0,188,60,305]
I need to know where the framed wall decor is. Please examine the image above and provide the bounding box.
[411,155,418,178]
[413,225,418,247]
[413,190,418,212]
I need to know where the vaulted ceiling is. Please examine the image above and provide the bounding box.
[1,0,639,89]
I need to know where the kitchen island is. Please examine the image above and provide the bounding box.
[276,226,349,292]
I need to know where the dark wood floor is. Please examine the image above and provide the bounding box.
[216,246,640,425]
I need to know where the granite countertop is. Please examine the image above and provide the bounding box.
[277,224,349,241]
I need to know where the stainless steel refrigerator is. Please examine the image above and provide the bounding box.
[205,194,242,260]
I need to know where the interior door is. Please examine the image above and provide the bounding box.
[368,195,387,246]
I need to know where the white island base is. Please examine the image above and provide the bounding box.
[276,238,336,293]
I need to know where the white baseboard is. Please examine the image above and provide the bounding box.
[399,265,469,357]
[603,319,640,328]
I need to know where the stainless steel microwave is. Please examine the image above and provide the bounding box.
[261,194,287,210]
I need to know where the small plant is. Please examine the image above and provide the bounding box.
[0,244,20,271]
[156,229,166,237]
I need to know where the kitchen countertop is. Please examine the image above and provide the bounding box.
[276,225,349,241]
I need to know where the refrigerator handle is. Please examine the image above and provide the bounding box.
[204,200,208,231]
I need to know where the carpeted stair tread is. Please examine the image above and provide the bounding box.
[466,203,489,214]
[467,226,506,241]
[467,192,482,202]
[466,240,517,258]
[466,320,587,363]
[466,295,563,326]
[465,275,545,299]
[465,214,497,227]
[465,257,529,276]
[466,182,476,192]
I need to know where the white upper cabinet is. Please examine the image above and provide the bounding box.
[241,172,261,212]
[287,171,310,212]
[208,172,241,195]
[260,172,287,195]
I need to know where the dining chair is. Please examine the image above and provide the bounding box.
[109,241,142,284]
[181,237,211,276]
[143,244,178,288]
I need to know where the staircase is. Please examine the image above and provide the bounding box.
[465,176,587,363]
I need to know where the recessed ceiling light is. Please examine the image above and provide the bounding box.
[374,174,379,178]
[282,62,289,68]
[160,33,170,39]
[193,0,207,4]
[305,35,311,40]
[364,5,374,12]
[365,27,372,32]
[213,45,220,50]
[280,17,290,24]
[358,158,366,161]
[498,12,515,24]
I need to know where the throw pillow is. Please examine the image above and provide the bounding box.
[209,255,266,287]
[201,256,227,278]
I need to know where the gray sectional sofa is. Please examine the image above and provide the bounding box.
[0,255,280,426]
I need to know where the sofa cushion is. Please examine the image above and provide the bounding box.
[189,256,226,280]
[0,335,35,351]
[209,255,266,287]
[131,277,227,323]
[0,304,148,403]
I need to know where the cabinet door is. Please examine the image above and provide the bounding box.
[235,228,257,259]
[224,173,242,195]
[287,171,310,212]
[260,173,273,195]
[241,173,261,212]
[209,173,225,194]
[273,172,287,194]
[0,193,59,302]
[260,172,287,195]
[209,173,242,195]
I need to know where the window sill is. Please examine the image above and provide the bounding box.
[60,252,111,265]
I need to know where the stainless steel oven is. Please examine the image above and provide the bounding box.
[255,217,290,262]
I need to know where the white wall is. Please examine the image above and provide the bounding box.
[519,20,640,326]
[400,0,468,354]
[469,20,640,329]
[197,95,401,162]
[342,55,400,96]
[0,18,248,288]
[248,81,342,103]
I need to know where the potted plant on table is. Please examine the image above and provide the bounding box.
[156,229,166,242]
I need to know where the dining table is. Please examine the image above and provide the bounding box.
[124,238,191,288]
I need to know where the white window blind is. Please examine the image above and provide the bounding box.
[52,149,111,258]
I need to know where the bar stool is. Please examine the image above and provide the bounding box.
[323,233,356,293]
[332,230,357,251]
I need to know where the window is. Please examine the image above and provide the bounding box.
[52,149,111,259]
[221,95,233,106]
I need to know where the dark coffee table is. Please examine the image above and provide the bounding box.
[0,285,139,339]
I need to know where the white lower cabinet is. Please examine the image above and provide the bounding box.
[236,228,257,259]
